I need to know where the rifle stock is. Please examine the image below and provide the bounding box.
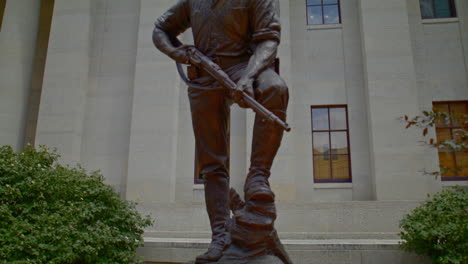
[188,48,291,132]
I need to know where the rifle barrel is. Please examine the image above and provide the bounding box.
[191,49,291,132]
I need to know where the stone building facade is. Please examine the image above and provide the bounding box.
[0,0,467,263]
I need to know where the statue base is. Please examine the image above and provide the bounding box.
[185,188,293,264]
[185,254,283,264]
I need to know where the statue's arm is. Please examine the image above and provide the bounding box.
[234,40,277,103]
[243,40,278,80]
[152,27,190,64]
[235,0,281,101]
[152,0,191,64]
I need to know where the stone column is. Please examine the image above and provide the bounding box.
[126,0,181,203]
[0,0,40,150]
[358,0,434,200]
[24,0,55,147]
[341,0,373,201]
[456,0,468,84]
[271,0,296,202]
[35,0,93,164]
[246,0,295,202]
[230,104,247,194]
[79,0,140,197]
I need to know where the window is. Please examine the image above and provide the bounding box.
[433,101,468,181]
[420,0,457,19]
[306,0,341,25]
[311,105,351,183]
[0,0,6,31]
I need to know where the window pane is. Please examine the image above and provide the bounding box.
[331,132,348,154]
[455,152,468,176]
[332,155,350,179]
[307,6,323,25]
[313,132,329,155]
[323,5,339,24]
[450,102,468,127]
[307,0,321,5]
[434,103,450,127]
[420,0,435,18]
[312,108,329,130]
[314,155,331,179]
[434,0,451,18]
[436,128,452,152]
[323,0,338,4]
[453,129,466,150]
[330,107,346,130]
[439,152,456,176]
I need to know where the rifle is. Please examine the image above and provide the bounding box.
[176,47,291,132]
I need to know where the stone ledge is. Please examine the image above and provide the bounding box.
[143,231,399,240]
[142,238,402,250]
[138,238,431,264]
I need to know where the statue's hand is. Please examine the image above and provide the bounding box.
[168,44,192,64]
[234,76,254,108]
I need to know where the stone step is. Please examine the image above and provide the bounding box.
[143,231,400,240]
[137,238,431,264]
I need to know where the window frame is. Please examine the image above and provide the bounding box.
[433,101,468,181]
[311,105,352,183]
[306,0,342,25]
[420,0,457,19]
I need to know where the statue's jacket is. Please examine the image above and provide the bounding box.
[155,0,281,90]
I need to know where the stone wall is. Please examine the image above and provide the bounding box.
[0,0,466,241]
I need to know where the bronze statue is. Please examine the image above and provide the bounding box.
[153,1,291,263]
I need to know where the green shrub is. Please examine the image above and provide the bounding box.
[399,187,468,264]
[0,145,152,264]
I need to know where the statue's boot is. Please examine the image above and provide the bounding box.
[196,172,231,264]
[244,111,286,203]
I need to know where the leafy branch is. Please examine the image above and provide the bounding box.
[400,109,468,178]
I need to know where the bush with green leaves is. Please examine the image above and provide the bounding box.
[399,187,468,264]
[0,145,152,264]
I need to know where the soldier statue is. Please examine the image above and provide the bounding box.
[153,0,289,263]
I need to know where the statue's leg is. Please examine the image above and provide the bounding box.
[189,88,231,263]
[245,68,289,202]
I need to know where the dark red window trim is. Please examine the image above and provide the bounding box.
[311,105,352,183]
[433,101,468,181]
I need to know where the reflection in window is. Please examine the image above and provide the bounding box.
[420,0,456,19]
[311,105,351,183]
[306,0,341,25]
[433,101,468,180]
